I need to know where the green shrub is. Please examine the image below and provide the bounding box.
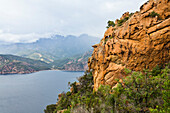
[44,64,170,113]
[44,104,57,113]
[113,64,170,113]
[117,17,129,26]
[149,11,159,17]
[129,13,134,17]
[106,20,115,28]
[117,19,124,26]
[104,38,108,44]
[63,108,71,113]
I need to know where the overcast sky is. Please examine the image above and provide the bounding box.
[0,0,148,43]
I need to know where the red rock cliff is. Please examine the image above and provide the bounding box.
[88,0,170,91]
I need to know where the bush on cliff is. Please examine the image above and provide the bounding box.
[44,104,57,113]
[106,20,115,28]
[149,11,159,18]
[117,16,129,26]
[44,64,170,113]
[129,13,134,17]
[113,65,169,112]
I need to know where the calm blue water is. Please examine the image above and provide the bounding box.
[0,70,83,113]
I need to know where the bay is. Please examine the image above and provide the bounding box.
[0,70,83,113]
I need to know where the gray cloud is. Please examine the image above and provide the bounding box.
[0,0,148,43]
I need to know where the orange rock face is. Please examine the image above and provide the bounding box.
[88,0,170,91]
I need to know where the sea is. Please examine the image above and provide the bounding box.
[0,70,83,113]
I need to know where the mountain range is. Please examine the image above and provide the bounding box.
[0,34,99,63]
[0,34,99,73]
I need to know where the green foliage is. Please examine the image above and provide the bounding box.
[129,13,134,17]
[124,68,132,75]
[113,64,170,113]
[104,38,108,44]
[106,20,115,28]
[63,109,71,113]
[44,104,57,113]
[149,11,160,18]
[45,64,170,113]
[117,17,129,26]
[106,12,133,28]
[150,65,170,113]
[162,66,170,110]
[151,65,162,76]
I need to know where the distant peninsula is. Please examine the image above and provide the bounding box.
[0,54,50,75]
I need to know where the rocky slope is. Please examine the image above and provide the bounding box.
[88,0,170,90]
[62,51,92,71]
[52,50,92,71]
[0,54,50,75]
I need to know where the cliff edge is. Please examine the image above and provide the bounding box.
[88,0,170,90]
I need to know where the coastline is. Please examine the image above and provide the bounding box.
[0,69,85,75]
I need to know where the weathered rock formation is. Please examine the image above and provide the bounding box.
[88,0,170,91]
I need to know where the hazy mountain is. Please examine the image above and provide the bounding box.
[51,50,93,71]
[0,34,99,63]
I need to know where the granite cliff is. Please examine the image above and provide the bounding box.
[88,0,170,90]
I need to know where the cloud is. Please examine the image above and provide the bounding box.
[0,0,148,43]
[0,31,53,43]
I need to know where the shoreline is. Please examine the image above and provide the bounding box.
[0,69,85,75]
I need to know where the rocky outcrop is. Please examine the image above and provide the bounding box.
[88,0,170,91]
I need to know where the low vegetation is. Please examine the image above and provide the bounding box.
[106,12,134,28]
[149,11,159,18]
[117,17,129,26]
[106,20,115,28]
[45,64,170,113]
[129,13,134,17]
